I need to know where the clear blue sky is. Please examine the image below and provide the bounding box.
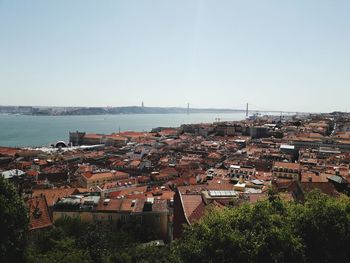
[0,0,349,112]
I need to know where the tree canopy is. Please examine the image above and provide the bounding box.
[0,177,29,262]
[21,190,350,263]
[173,190,350,263]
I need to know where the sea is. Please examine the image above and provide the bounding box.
[0,112,253,147]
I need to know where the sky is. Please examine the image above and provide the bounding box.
[0,0,350,112]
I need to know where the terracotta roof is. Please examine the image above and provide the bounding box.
[169,177,197,186]
[177,178,234,194]
[96,198,167,213]
[206,178,234,190]
[181,194,203,222]
[0,147,19,157]
[26,195,53,230]
[158,128,178,136]
[32,188,78,207]
[120,199,134,211]
[108,186,148,198]
[301,182,339,197]
[273,162,300,170]
[96,199,123,212]
[180,194,204,224]
[129,160,141,167]
[105,134,127,141]
[301,172,328,183]
[208,152,222,159]
[245,193,268,203]
[84,171,129,181]
[133,198,168,213]
[41,165,66,174]
[102,178,137,189]
[26,170,39,177]
[159,167,178,176]
[151,190,174,200]
[187,199,206,223]
[84,134,103,139]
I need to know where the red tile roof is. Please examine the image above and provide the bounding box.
[0,147,19,157]
[273,162,300,170]
[301,172,328,183]
[108,186,148,198]
[180,194,204,224]
[301,182,339,197]
[32,188,79,206]
[26,195,53,230]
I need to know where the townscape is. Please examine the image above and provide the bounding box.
[2,112,350,244]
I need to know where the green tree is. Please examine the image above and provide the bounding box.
[0,177,29,262]
[174,204,304,263]
[290,190,350,263]
[25,190,350,263]
[26,237,92,263]
[173,191,350,263]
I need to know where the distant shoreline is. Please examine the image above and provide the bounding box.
[0,105,248,116]
[0,105,299,116]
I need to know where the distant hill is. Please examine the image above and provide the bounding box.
[0,106,245,115]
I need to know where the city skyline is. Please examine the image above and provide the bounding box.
[1,0,350,112]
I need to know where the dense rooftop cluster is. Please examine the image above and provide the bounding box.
[1,112,350,242]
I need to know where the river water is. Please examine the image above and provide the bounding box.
[0,113,251,147]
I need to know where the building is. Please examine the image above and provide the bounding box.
[78,170,130,188]
[69,131,86,146]
[229,165,256,179]
[300,172,339,196]
[53,194,169,241]
[69,131,127,147]
[291,137,350,152]
[250,126,269,139]
[26,195,53,231]
[173,185,267,239]
[272,161,301,180]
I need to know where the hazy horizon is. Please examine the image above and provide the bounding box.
[1,0,350,112]
[0,104,320,113]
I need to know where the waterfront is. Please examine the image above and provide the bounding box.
[0,113,249,147]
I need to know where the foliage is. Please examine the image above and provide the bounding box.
[290,191,350,263]
[173,190,350,263]
[24,190,350,263]
[173,203,304,262]
[25,217,166,263]
[0,177,29,262]
[26,236,92,263]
